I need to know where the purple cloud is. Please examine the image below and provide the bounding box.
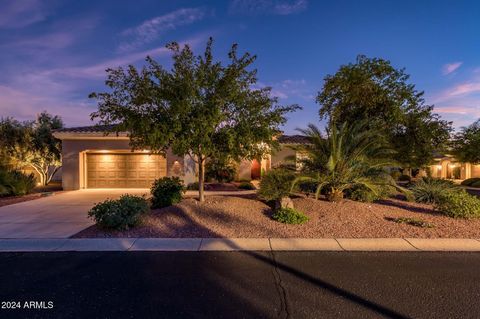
[442,61,463,75]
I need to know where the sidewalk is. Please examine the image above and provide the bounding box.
[1,238,480,252]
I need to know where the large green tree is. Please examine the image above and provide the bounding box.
[0,112,63,185]
[317,55,452,169]
[90,38,299,201]
[451,119,480,164]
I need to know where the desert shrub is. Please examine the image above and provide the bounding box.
[151,177,185,208]
[272,207,309,224]
[434,190,480,218]
[186,182,199,190]
[472,180,480,188]
[0,167,36,196]
[238,181,256,190]
[294,179,318,195]
[257,169,295,201]
[461,178,480,187]
[398,174,412,182]
[205,159,237,183]
[390,170,402,181]
[88,195,149,230]
[411,177,460,204]
[346,186,379,203]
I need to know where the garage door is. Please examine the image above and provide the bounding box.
[86,153,167,188]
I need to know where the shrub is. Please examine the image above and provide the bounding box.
[411,177,460,204]
[205,159,237,183]
[398,174,412,182]
[434,190,480,218]
[294,179,318,195]
[88,195,149,230]
[461,178,480,187]
[346,186,379,203]
[238,181,255,190]
[186,182,199,190]
[257,169,295,201]
[472,180,480,188]
[272,207,309,224]
[0,167,36,197]
[390,170,402,181]
[151,177,185,208]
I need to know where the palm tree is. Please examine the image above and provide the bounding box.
[292,120,401,202]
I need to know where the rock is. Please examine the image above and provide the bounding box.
[275,197,294,210]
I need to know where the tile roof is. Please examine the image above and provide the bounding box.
[55,125,311,144]
[277,134,311,144]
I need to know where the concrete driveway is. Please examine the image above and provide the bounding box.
[0,189,149,239]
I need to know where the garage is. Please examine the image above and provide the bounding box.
[86,153,167,188]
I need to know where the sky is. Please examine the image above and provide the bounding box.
[0,0,479,134]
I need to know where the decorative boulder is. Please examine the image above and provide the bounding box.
[275,196,294,210]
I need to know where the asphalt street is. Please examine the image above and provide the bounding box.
[0,251,479,319]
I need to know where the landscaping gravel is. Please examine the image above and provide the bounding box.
[74,194,480,238]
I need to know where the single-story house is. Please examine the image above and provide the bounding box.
[53,126,310,190]
[429,154,480,180]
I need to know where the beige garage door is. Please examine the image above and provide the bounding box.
[86,153,167,188]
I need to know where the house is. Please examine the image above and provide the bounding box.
[429,154,480,180]
[53,125,309,190]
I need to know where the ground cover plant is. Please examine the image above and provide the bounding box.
[387,217,434,228]
[272,207,309,225]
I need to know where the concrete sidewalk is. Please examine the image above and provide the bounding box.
[1,238,480,252]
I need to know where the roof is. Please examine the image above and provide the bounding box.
[54,125,117,133]
[54,125,311,144]
[277,134,311,144]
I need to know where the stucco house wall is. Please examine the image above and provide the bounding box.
[61,139,185,190]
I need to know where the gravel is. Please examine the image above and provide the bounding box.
[74,194,480,238]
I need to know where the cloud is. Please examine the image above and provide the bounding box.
[0,0,49,28]
[435,81,480,101]
[118,8,207,52]
[256,79,314,101]
[442,61,463,75]
[229,0,308,15]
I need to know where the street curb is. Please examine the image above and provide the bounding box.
[1,238,480,252]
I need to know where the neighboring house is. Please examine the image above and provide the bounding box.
[429,154,480,180]
[53,125,309,190]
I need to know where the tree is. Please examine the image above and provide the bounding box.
[292,120,402,202]
[90,38,299,201]
[317,55,452,169]
[451,119,480,164]
[0,112,63,186]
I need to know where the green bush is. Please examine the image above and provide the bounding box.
[346,186,379,203]
[398,174,412,182]
[0,167,36,196]
[461,178,480,187]
[472,180,480,188]
[88,195,149,230]
[390,170,402,181]
[294,179,318,195]
[205,159,237,183]
[411,177,460,204]
[257,169,295,201]
[272,207,309,224]
[238,181,255,190]
[434,190,480,218]
[186,182,199,190]
[151,177,185,208]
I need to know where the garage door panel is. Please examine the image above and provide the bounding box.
[86,153,167,188]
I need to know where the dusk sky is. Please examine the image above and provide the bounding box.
[1,0,479,133]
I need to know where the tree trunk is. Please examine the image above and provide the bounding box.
[198,158,205,202]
